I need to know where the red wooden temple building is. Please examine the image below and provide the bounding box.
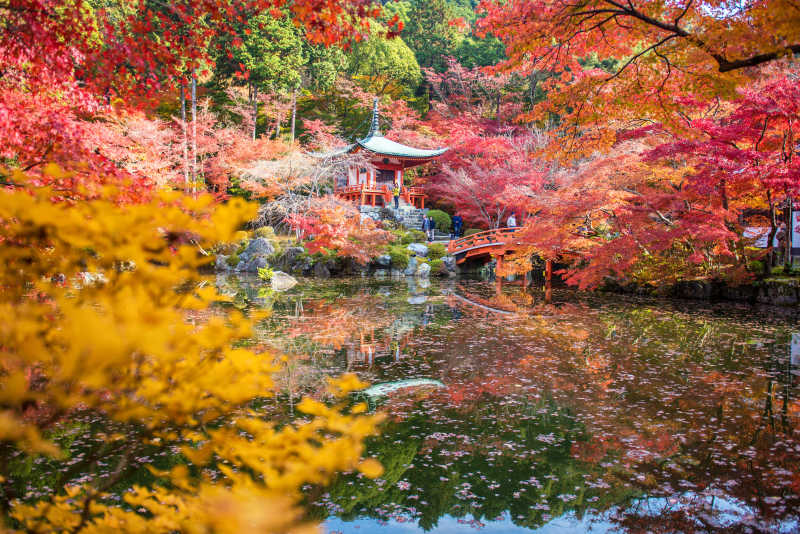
[333,99,448,209]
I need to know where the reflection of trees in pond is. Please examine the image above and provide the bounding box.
[212,276,800,531]
[308,287,800,532]
[5,413,188,513]
[312,391,638,530]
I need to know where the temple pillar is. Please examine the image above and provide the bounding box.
[545,259,552,304]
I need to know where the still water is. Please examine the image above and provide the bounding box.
[220,274,800,534]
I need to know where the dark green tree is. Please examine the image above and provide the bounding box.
[347,25,422,99]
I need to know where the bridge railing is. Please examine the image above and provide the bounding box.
[446,227,521,255]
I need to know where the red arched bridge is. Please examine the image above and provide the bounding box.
[446,228,523,265]
[446,227,554,298]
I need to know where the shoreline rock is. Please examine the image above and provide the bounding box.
[271,271,298,291]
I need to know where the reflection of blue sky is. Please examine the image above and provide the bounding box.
[324,493,800,533]
[324,513,612,534]
[623,493,800,533]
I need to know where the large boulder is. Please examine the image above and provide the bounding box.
[313,261,331,278]
[215,254,232,271]
[442,255,457,272]
[271,271,298,291]
[415,262,431,278]
[245,237,274,257]
[375,254,392,267]
[294,256,314,275]
[240,255,269,272]
[403,256,418,276]
[274,246,305,272]
[407,243,428,257]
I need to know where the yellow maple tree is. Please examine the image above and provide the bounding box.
[0,167,383,533]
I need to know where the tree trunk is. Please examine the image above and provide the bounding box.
[274,106,282,140]
[180,84,189,193]
[191,71,198,196]
[785,195,793,271]
[720,179,729,211]
[529,71,538,108]
[252,83,258,140]
[290,87,297,143]
[766,195,777,276]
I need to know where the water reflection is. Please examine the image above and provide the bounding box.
[223,275,800,533]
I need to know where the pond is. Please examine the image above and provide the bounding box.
[219,274,800,534]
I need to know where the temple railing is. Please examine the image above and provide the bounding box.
[336,184,425,208]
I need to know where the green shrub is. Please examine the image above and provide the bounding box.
[226,254,240,267]
[426,209,451,232]
[429,258,446,275]
[214,242,238,255]
[381,219,400,230]
[254,226,275,239]
[463,228,482,237]
[401,230,427,244]
[387,244,410,269]
[748,260,765,275]
[428,242,446,260]
[257,266,273,281]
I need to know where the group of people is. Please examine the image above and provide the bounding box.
[420,214,438,241]
[420,212,520,242]
[420,214,464,241]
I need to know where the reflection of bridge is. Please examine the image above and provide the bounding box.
[445,289,515,315]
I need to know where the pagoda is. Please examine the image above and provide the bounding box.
[334,99,448,209]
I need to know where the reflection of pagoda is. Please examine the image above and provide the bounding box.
[345,329,414,369]
[334,99,448,209]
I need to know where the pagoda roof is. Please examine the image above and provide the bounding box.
[315,99,448,161]
[357,99,448,160]
[356,134,448,160]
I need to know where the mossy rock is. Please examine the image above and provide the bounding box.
[254,226,276,239]
[387,245,410,270]
[429,259,447,276]
[401,230,427,245]
[226,254,240,267]
[428,242,446,260]
[214,242,239,255]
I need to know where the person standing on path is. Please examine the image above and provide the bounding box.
[393,185,400,209]
[451,214,463,239]
[507,213,517,228]
[427,215,436,241]
[421,215,429,237]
